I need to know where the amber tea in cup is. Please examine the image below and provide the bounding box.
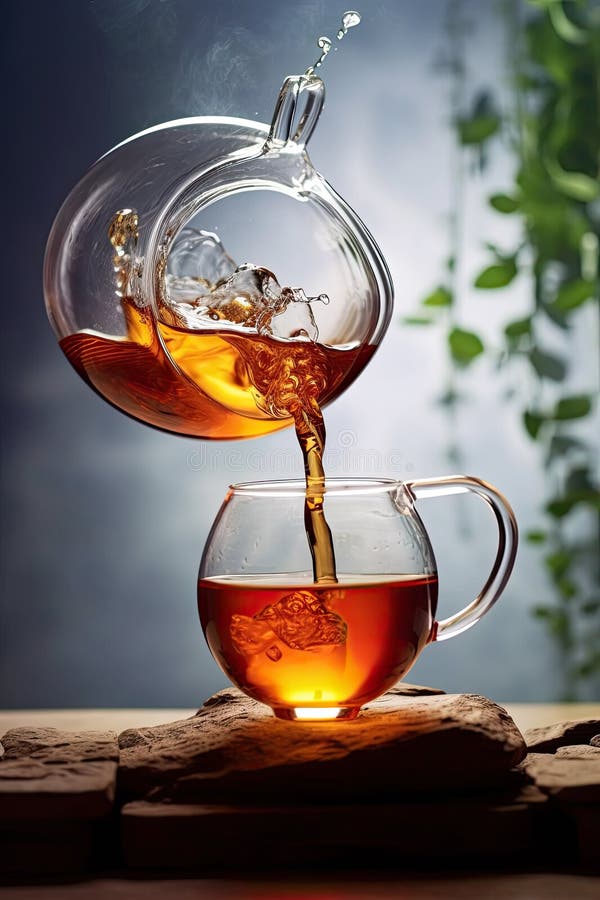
[198,477,517,721]
[198,573,438,720]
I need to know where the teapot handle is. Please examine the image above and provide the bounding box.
[404,475,518,641]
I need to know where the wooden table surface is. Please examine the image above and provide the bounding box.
[1,704,599,899]
[0,872,599,899]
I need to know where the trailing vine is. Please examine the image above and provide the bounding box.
[405,0,600,698]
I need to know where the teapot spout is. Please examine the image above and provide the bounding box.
[266,75,325,152]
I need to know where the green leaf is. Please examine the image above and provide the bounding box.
[489,193,520,214]
[587,493,600,511]
[523,410,545,439]
[437,388,462,407]
[546,435,585,463]
[474,259,517,289]
[545,550,571,579]
[448,328,484,366]
[553,279,596,312]
[532,606,552,620]
[545,489,599,517]
[484,242,502,255]
[554,395,592,420]
[546,498,575,518]
[547,609,571,642]
[547,161,599,202]
[558,469,600,511]
[402,316,434,326]
[542,301,570,330]
[532,607,571,644]
[504,317,532,339]
[529,348,567,381]
[548,2,588,45]
[565,467,595,495]
[576,652,600,679]
[557,578,577,600]
[457,115,500,145]
[423,286,453,307]
[581,600,600,615]
[526,529,547,544]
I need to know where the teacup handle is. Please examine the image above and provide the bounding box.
[404,475,518,641]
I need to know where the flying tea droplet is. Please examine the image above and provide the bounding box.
[305,35,332,77]
[337,10,361,39]
[305,9,361,77]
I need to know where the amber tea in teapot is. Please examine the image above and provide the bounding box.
[60,226,375,440]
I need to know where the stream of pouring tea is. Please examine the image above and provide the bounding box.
[157,225,343,585]
[295,9,362,583]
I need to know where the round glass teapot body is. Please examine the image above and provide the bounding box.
[44,76,393,439]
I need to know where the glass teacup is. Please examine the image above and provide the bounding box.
[198,476,517,721]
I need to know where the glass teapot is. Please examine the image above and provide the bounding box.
[43,74,393,439]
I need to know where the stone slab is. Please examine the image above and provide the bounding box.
[118,687,526,803]
[121,785,545,871]
[0,759,117,821]
[376,684,446,696]
[0,726,119,822]
[0,727,118,764]
[0,820,98,878]
[521,753,600,805]
[524,719,600,754]
[0,727,119,876]
[556,745,600,760]
[565,804,600,867]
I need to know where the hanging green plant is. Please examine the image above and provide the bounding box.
[404,0,599,698]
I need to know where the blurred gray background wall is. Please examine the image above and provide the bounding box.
[1,0,598,707]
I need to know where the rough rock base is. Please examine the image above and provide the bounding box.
[1,686,599,877]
